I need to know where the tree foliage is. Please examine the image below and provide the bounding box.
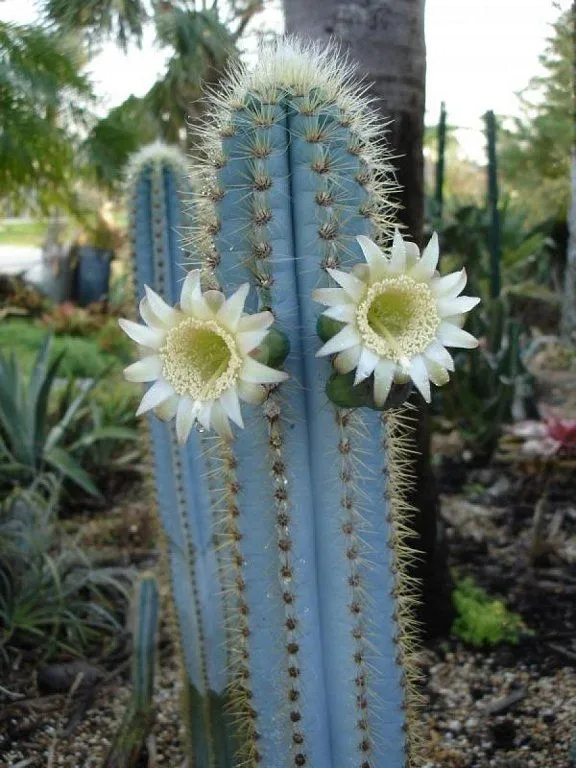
[43,0,149,51]
[0,21,93,212]
[498,5,573,223]
[1,0,264,208]
[81,96,158,190]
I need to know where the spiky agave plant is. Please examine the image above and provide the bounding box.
[123,40,479,768]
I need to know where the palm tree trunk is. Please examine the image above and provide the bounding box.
[283,0,454,637]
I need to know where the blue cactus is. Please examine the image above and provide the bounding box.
[127,143,235,764]
[105,573,160,767]
[124,43,454,767]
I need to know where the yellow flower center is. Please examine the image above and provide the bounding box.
[160,318,242,400]
[356,276,440,362]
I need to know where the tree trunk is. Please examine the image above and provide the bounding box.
[283,0,454,637]
[561,152,576,341]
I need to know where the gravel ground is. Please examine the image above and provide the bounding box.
[422,645,576,767]
[3,641,574,767]
[3,465,575,767]
[2,653,186,768]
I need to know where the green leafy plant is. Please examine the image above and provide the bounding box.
[72,379,141,479]
[96,317,134,361]
[440,199,548,298]
[0,319,122,378]
[439,297,533,461]
[452,576,528,647]
[0,336,135,495]
[0,477,132,671]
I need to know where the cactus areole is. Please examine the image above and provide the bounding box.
[123,40,479,768]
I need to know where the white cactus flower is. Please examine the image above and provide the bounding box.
[119,271,288,442]
[312,231,480,405]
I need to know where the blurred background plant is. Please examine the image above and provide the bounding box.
[0,337,138,497]
[0,476,132,673]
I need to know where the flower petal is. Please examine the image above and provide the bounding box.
[211,402,234,440]
[351,263,370,281]
[238,311,275,332]
[424,340,455,372]
[373,359,396,407]
[354,347,380,385]
[442,313,466,328]
[241,357,289,384]
[119,318,165,349]
[334,345,361,374]
[425,359,450,387]
[237,328,270,354]
[326,268,365,301]
[139,297,163,328]
[155,394,179,422]
[145,285,178,325]
[437,321,479,349]
[136,379,175,416]
[197,402,213,431]
[356,235,388,279]
[437,295,481,318]
[410,232,439,281]
[217,283,250,331]
[176,397,199,444]
[410,355,431,402]
[316,324,361,357]
[204,290,225,312]
[124,355,163,383]
[220,387,244,428]
[181,270,212,318]
[431,268,467,299]
[238,380,267,405]
[323,304,357,323]
[405,241,421,268]
[389,229,407,273]
[312,287,353,307]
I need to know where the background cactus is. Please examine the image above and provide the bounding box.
[128,41,424,767]
[105,573,160,768]
[127,142,235,764]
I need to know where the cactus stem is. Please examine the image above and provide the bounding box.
[220,441,261,766]
[381,407,427,767]
[264,390,309,766]
[335,408,379,765]
[169,428,218,767]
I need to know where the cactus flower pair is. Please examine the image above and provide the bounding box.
[120,231,479,440]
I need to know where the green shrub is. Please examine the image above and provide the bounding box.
[0,477,132,670]
[0,319,122,378]
[451,576,528,647]
[96,317,133,362]
[0,337,136,495]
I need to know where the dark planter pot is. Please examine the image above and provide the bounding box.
[74,245,113,306]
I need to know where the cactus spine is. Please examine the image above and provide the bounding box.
[128,41,424,767]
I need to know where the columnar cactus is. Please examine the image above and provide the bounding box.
[126,143,237,763]
[124,40,479,768]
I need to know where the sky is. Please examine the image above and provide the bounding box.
[1,0,570,159]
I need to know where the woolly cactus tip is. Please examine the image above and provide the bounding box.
[125,140,190,184]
